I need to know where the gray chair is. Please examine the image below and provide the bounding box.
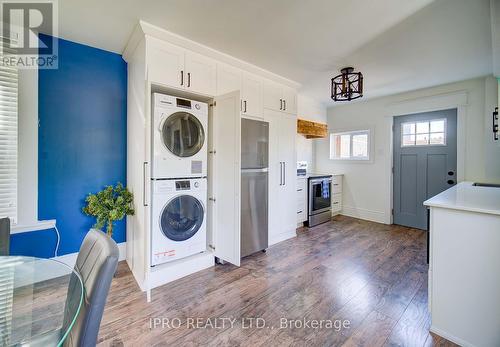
[0,218,10,256]
[62,229,119,347]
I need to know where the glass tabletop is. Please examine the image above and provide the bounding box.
[0,256,83,347]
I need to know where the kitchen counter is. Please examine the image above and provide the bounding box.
[425,182,500,346]
[424,181,500,216]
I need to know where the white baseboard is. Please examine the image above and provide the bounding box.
[53,242,127,268]
[430,325,475,347]
[340,206,388,224]
[269,229,296,246]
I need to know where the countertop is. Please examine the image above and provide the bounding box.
[297,173,343,179]
[423,182,500,216]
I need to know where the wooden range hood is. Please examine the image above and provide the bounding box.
[297,119,328,139]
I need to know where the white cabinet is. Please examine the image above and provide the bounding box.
[216,63,242,95]
[263,79,297,114]
[266,110,297,245]
[147,37,216,96]
[331,174,343,215]
[297,178,307,223]
[184,51,216,95]
[241,73,263,118]
[147,38,184,88]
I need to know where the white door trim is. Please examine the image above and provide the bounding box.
[386,90,468,224]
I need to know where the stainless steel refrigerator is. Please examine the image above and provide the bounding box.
[241,118,269,258]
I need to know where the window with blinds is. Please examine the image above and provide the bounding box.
[0,38,18,223]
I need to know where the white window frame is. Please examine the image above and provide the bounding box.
[400,118,447,147]
[329,129,371,161]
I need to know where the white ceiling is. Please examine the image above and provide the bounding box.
[56,0,493,107]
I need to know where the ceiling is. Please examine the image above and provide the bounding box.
[55,0,493,107]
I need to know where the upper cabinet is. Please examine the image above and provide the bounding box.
[263,79,297,114]
[241,73,263,118]
[147,37,216,96]
[216,63,242,95]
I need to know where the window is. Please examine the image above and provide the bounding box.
[0,37,18,223]
[330,130,370,161]
[401,119,446,147]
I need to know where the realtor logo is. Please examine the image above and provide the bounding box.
[0,0,58,69]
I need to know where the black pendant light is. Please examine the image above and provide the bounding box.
[331,67,363,102]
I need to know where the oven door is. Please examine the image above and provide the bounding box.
[309,178,332,215]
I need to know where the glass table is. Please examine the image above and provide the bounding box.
[0,256,83,347]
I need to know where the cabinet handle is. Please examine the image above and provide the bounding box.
[283,100,286,110]
[187,72,191,87]
[333,202,339,205]
[180,70,184,86]
[283,162,286,186]
[143,162,148,207]
[280,99,283,110]
[279,162,283,186]
[297,210,303,214]
[297,189,303,192]
[244,100,247,113]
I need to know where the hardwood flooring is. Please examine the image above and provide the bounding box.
[97,216,458,347]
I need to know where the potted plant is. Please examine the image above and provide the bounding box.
[82,183,135,237]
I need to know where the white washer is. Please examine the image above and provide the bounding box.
[151,178,207,266]
[152,93,208,179]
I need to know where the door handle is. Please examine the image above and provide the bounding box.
[180,70,184,86]
[187,72,191,88]
[143,162,148,207]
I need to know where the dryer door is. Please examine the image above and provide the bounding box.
[160,195,204,241]
[161,112,205,157]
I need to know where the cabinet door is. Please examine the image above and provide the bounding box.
[242,73,263,118]
[147,38,184,88]
[185,51,216,95]
[212,91,241,266]
[263,79,283,112]
[279,115,297,234]
[282,86,297,114]
[216,63,242,96]
[265,110,281,243]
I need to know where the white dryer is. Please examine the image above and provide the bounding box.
[152,93,208,179]
[151,178,207,266]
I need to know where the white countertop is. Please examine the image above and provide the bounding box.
[297,173,343,179]
[423,182,500,216]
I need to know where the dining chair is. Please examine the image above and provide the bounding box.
[0,217,10,256]
[62,229,119,347]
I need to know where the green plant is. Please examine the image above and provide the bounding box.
[82,183,135,237]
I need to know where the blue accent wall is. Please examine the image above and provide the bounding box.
[10,35,127,257]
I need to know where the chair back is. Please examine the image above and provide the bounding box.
[0,218,10,256]
[62,229,119,347]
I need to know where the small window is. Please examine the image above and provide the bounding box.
[401,119,446,147]
[330,130,370,161]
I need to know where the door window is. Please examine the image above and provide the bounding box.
[162,112,205,157]
[402,119,446,146]
[160,195,204,241]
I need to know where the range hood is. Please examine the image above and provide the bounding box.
[297,119,328,139]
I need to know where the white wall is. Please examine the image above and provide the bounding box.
[315,76,499,224]
[296,94,327,172]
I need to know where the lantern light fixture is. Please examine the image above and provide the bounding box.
[331,67,363,102]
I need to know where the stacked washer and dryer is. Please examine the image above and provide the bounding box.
[151,93,208,266]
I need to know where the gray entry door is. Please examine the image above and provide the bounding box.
[393,109,457,230]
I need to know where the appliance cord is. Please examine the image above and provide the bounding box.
[54,223,60,257]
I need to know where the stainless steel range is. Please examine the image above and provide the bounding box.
[306,175,333,227]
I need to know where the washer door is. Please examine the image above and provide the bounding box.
[161,112,205,157]
[160,195,204,241]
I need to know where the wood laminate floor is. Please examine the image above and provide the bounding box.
[97,216,458,347]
